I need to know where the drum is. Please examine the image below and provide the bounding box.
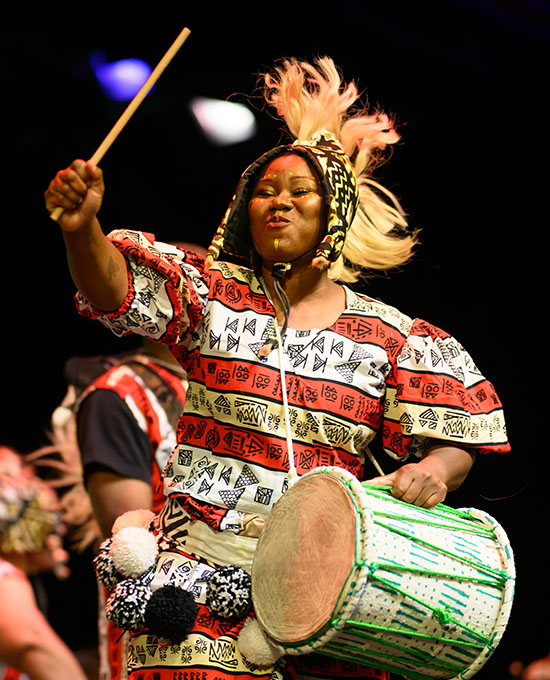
[247,466,515,680]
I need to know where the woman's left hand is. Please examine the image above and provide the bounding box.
[364,463,448,508]
[364,443,475,508]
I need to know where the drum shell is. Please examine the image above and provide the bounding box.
[250,466,515,680]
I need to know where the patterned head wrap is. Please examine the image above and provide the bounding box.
[208,132,360,266]
[0,447,59,554]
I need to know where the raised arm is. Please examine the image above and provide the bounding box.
[44,159,128,311]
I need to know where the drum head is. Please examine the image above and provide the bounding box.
[252,473,357,644]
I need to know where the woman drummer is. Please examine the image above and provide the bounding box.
[45,57,509,680]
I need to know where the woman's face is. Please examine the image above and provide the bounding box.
[248,154,324,265]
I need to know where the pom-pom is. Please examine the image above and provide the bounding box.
[206,565,252,620]
[238,617,284,666]
[144,585,197,642]
[110,526,158,578]
[105,579,153,631]
[112,509,156,535]
[93,538,118,591]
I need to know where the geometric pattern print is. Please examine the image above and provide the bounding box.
[126,611,385,680]
[158,497,192,547]
[162,293,398,515]
[127,598,285,680]
[163,447,288,516]
[81,232,509,500]
[127,624,284,680]
[386,329,508,458]
[297,133,360,263]
[77,229,210,346]
[383,386,509,461]
[78,257,177,341]
[396,333,476,385]
[164,429,363,516]
[123,543,388,680]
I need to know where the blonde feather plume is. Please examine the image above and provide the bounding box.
[261,57,418,281]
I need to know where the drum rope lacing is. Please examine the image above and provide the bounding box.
[368,522,509,582]
[343,483,510,583]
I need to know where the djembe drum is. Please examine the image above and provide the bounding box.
[242,466,515,680]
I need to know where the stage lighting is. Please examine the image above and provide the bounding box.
[90,51,153,102]
[190,97,257,146]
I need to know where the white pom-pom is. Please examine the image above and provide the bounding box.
[112,509,156,535]
[238,617,284,666]
[110,526,158,578]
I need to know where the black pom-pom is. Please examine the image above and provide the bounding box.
[94,539,119,592]
[206,565,252,620]
[144,585,197,642]
[105,579,152,631]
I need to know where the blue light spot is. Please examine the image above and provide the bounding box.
[90,51,152,102]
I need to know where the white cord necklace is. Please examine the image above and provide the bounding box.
[259,276,298,486]
[273,322,298,486]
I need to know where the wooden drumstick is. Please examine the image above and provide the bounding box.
[50,26,191,222]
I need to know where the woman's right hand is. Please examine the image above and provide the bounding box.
[45,159,128,311]
[44,159,104,232]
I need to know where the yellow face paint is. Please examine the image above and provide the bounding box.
[274,238,279,250]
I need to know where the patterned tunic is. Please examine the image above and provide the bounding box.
[77,230,509,680]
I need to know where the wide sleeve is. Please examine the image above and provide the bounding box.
[382,318,510,460]
[75,229,210,344]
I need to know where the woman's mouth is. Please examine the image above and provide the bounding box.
[266,216,290,228]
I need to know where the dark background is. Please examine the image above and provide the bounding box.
[1,3,548,677]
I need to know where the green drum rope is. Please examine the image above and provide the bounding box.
[370,520,508,583]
